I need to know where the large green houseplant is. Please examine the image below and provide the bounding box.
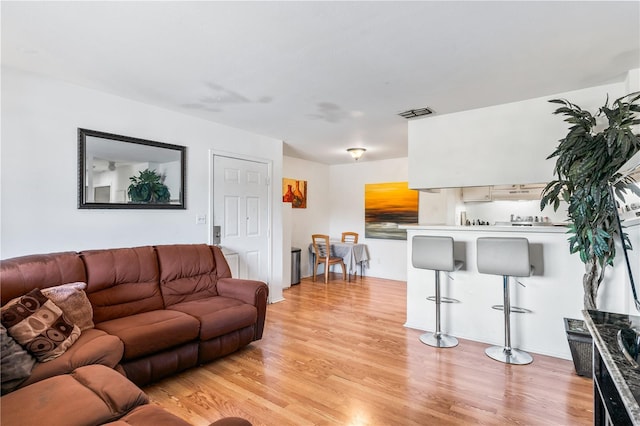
[540,92,640,376]
[540,92,640,310]
[128,169,171,203]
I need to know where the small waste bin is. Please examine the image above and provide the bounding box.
[291,247,301,285]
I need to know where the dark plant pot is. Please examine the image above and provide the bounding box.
[564,317,593,378]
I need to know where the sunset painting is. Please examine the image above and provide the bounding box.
[364,181,419,240]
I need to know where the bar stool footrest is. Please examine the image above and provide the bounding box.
[427,296,461,303]
[491,304,532,314]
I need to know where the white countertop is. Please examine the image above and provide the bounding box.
[401,217,639,233]
[400,223,568,233]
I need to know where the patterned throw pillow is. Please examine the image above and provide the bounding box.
[1,288,81,362]
[41,282,94,331]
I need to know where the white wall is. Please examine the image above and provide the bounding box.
[329,158,411,281]
[408,81,627,189]
[282,156,331,278]
[1,67,285,300]
[283,156,416,281]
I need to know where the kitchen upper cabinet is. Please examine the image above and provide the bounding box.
[461,183,547,202]
[407,98,561,189]
[407,84,617,190]
[462,186,492,202]
[490,183,546,200]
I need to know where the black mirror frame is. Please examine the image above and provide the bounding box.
[78,128,186,209]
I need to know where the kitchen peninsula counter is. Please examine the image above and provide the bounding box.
[402,223,638,359]
[402,224,567,233]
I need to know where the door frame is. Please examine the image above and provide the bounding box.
[209,150,273,286]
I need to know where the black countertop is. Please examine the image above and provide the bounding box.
[583,310,640,423]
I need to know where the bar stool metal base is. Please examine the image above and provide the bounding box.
[420,332,459,348]
[485,345,533,365]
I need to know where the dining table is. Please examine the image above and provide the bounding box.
[308,240,370,281]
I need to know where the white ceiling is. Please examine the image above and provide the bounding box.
[2,1,639,164]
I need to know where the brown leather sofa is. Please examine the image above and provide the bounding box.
[0,243,267,425]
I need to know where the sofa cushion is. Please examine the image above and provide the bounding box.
[156,244,219,306]
[0,364,148,426]
[81,246,164,323]
[1,288,81,362]
[96,310,200,360]
[18,327,124,389]
[0,324,36,394]
[168,297,257,341]
[102,404,192,426]
[0,252,87,306]
[41,282,94,331]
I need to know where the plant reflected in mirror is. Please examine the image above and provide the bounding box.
[128,169,171,203]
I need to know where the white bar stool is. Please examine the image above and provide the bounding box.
[477,237,533,365]
[412,236,463,348]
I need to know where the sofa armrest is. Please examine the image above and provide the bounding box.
[216,278,268,340]
[216,278,267,305]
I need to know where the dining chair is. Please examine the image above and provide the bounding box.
[340,232,360,279]
[341,232,359,244]
[311,234,346,284]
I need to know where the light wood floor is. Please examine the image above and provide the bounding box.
[144,275,593,425]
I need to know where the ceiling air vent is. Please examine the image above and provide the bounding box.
[398,107,433,119]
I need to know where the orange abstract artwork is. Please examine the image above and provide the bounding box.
[282,178,307,208]
[364,181,418,240]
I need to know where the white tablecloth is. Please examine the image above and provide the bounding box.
[308,241,370,275]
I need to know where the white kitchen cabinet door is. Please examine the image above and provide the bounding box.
[491,183,546,200]
[462,186,492,202]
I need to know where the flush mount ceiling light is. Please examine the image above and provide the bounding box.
[347,147,366,161]
[398,107,434,119]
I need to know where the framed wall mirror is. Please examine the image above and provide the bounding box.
[78,128,186,209]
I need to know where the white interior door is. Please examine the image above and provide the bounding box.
[213,155,270,283]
